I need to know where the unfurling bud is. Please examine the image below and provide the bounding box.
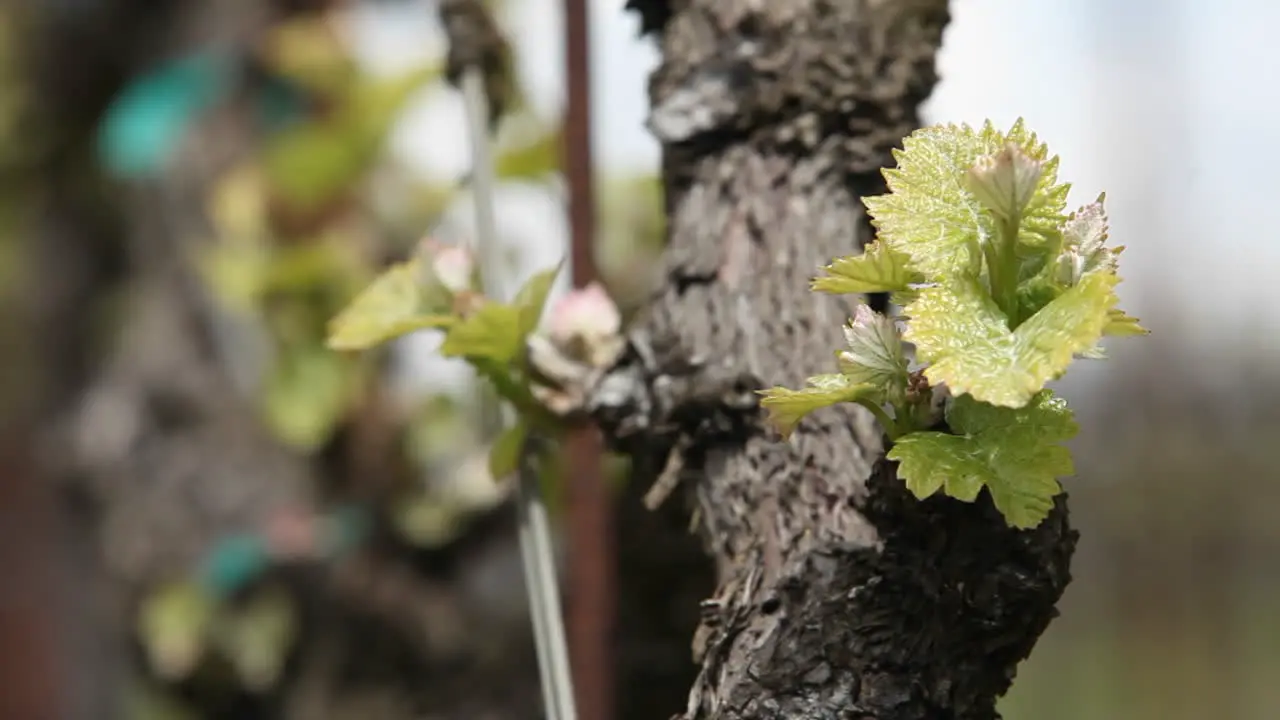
[838,304,909,406]
[1055,195,1118,286]
[428,242,477,294]
[545,282,624,368]
[965,142,1044,221]
[526,282,626,419]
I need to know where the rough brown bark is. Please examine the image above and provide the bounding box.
[593,1,1078,718]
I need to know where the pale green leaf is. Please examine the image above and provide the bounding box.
[758,374,877,438]
[863,119,1069,280]
[1104,307,1149,336]
[496,128,562,181]
[263,346,350,450]
[263,123,365,211]
[327,258,455,351]
[1013,275,1061,325]
[838,305,909,404]
[393,495,464,549]
[888,391,1077,529]
[211,588,296,691]
[196,242,270,312]
[265,64,441,211]
[1080,308,1150,361]
[515,263,563,337]
[812,241,924,296]
[347,64,442,141]
[440,302,523,364]
[488,421,527,481]
[138,581,214,681]
[262,242,350,294]
[906,271,1119,407]
[886,432,988,501]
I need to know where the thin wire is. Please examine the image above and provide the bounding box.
[460,66,577,720]
[460,66,505,440]
[517,436,578,720]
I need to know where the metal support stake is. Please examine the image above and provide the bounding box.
[460,65,577,720]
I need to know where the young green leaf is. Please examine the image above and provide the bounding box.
[514,263,563,337]
[1055,196,1119,286]
[496,128,563,181]
[263,346,350,450]
[887,390,1078,529]
[838,305,909,405]
[1077,309,1148,360]
[439,302,523,364]
[212,588,296,691]
[1013,275,1062,325]
[886,432,988,502]
[265,64,441,213]
[864,119,1069,280]
[811,241,924,297]
[759,374,878,438]
[1104,308,1149,336]
[906,271,1119,407]
[437,263,563,366]
[327,258,454,350]
[138,581,215,680]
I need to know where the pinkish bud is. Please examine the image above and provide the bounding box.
[536,281,625,371]
[432,246,475,294]
[548,282,621,346]
[418,237,476,294]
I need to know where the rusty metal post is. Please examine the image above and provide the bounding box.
[562,0,614,717]
[0,431,72,720]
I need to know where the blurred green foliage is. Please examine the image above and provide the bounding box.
[107,6,661,711]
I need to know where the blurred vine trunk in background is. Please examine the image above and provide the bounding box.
[15,1,543,718]
[594,1,1072,717]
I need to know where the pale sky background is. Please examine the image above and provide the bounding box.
[338,0,1278,400]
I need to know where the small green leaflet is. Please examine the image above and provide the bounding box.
[211,588,296,691]
[327,258,454,351]
[812,241,923,296]
[514,263,562,337]
[1104,308,1148,336]
[439,263,561,365]
[138,581,215,680]
[440,302,524,363]
[863,119,1070,281]
[905,271,1118,408]
[887,390,1078,529]
[1080,309,1148,359]
[759,374,877,438]
[263,345,350,450]
[838,305,909,405]
[1013,275,1061,325]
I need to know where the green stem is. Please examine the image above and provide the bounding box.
[984,215,1023,325]
[855,399,900,440]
